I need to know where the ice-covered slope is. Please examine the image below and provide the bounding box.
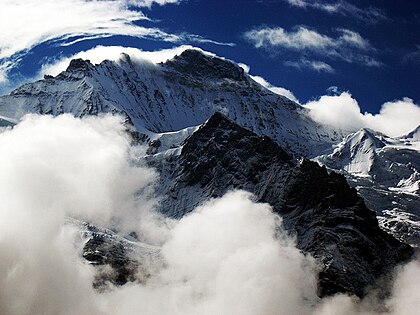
[0,49,342,157]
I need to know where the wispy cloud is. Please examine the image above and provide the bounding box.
[244,26,380,68]
[245,26,336,50]
[127,0,182,8]
[284,58,335,73]
[284,0,387,23]
[403,45,420,64]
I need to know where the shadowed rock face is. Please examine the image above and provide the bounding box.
[155,112,413,297]
[163,49,247,82]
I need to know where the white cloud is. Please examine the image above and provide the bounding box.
[244,26,378,67]
[0,0,176,85]
[0,114,158,314]
[0,0,170,60]
[338,29,371,50]
[285,58,335,73]
[304,92,420,137]
[238,63,250,74]
[304,92,363,131]
[284,0,387,22]
[0,61,13,84]
[403,45,420,64]
[244,26,334,50]
[0,114,318,314]
[251,75,299,103]
[128,0,181,8]
[364,98,420,137]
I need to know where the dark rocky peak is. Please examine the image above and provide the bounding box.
[182,112,292,163]
[163,49,247,81]
[156,114,413,297]
[119,52,132,64]
[65,58,94,73]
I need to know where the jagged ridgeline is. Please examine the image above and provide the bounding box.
[0,49,416,297]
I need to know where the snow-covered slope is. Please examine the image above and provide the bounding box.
[316,128,386,175]
[0,49,342,157]
[316,127,420,245]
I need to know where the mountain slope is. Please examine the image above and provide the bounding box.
[0,49,342,157]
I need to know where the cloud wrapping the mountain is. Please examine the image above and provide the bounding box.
[250,75,300,103]
[0,114,419,314]
[39,45,207,77]
[0,114,158,314]
[304,92,420,137]
[0,114,318,314]
[39,45,300,104]
[104,191,320,315]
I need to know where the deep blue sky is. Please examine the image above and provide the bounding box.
[2,0,420,114]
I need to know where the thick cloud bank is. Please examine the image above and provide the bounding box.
[304,92,420,137]
[0,115,418,315]
[0,114,157,314]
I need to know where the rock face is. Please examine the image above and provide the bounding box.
[67,218,160,289]
[152,113,413,297]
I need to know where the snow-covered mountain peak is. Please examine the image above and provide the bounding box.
[349,128,387,148]
[316,127,386,175]
[0,51,344,157]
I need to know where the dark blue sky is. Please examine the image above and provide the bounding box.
[2,0,419,114]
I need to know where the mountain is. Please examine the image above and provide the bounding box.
[0,49,342,157]
[316,127,420,245]
[0,49,417,297]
